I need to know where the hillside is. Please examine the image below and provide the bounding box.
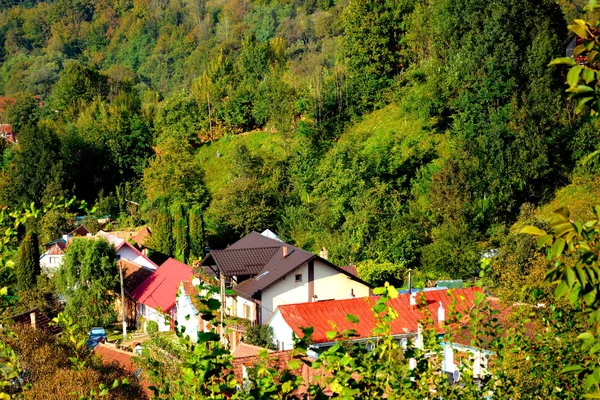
[0,0,596,285]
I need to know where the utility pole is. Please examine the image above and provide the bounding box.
[408,268,413,294]
[119,263,127,340]
[220,273,226,345]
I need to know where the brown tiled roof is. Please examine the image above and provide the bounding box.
[339,265,358,277]
[233,246,315,298]
[227,231,284,249]
[68,225,90,237]
[12,308,62,335]
[203,247,281,277]
[46,242,66,255]
[119,259,154,294]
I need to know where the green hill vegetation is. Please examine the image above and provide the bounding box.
[0,0,597,288]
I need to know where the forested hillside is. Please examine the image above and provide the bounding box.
[0,0,597,287]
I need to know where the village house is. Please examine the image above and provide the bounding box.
[200,231,372,325]
[268,286,489,381]
[176,278,257,348]
[39,225,90,276]
[131,258,193,332]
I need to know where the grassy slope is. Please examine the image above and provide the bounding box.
[196,131,293,193]
[511,175,600,232]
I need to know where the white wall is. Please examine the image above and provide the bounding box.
[176,289,199,341]
[313,259,370,300]
[40,253,64,276]
[269,309,295,350]
[226,295,257,323]
[139,304,171,332]
[117,245,156,270]
[261,260,371,325]
[261,263,310,324]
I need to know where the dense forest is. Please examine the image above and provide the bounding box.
[0,0,597,291]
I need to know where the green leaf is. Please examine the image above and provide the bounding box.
[562,364,584,372]
[566,85,595,94]
[520,226,547,236]
[555,281,569,298]
[345,314,359,324]
[569,20,590,39]
[326,330,337,340]
[568,65,584,87]
[552,238,566,259]
[537,234,554,248]
[555,207,571,220]
[287,359,301,370]
[549,57,577,66]
[583,68,596,84]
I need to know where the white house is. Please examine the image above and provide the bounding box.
[201,231,372,325]
[39,225,90,276]
[268,287,481,352]
[131,258,192,332]
[176,278,257,348]
[96,231,157,270]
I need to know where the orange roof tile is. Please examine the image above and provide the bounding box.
[277,287,481,344]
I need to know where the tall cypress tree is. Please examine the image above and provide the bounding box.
[16,232,40,290]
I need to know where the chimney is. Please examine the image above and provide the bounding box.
[282,246,288,258]
[438,301,445,325]
[319,247,328,260]
[409,292,417,309]
[30,312,37,329]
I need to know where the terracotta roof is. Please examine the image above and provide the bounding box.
[231,350,313,381]
[12,308,62,335]
[232,343,274,358]
[132,227,151,247]
[46,242,66,255]
[94,344,136,373]
[204,247,281,276]
[119,259,154,294]
[131,258,193,311]
[0,124,12,134]
[276,287,482,344]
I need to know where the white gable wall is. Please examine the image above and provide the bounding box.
[261,260,370,325]
[313,259,370,300]
[269,309,295,350]
[39,253,64,276]
[176,289,200,341]
[117,245,156,270]
[261,263,309,324]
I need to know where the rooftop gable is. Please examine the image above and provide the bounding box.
[131,258,193,311]
[275,287,481,344]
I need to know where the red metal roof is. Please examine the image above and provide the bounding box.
[131,258,193,311]
[277,287,481,344]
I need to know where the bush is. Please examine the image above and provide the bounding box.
[146,320,158,335]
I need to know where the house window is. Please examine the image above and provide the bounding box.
[243,304,250,320]
[295,274,302,283]
[49,256,58,265]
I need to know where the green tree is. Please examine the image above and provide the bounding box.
[56,238,118,330]
[357,259,406,288]
[16,230,39,290]
[244,324,276,350]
